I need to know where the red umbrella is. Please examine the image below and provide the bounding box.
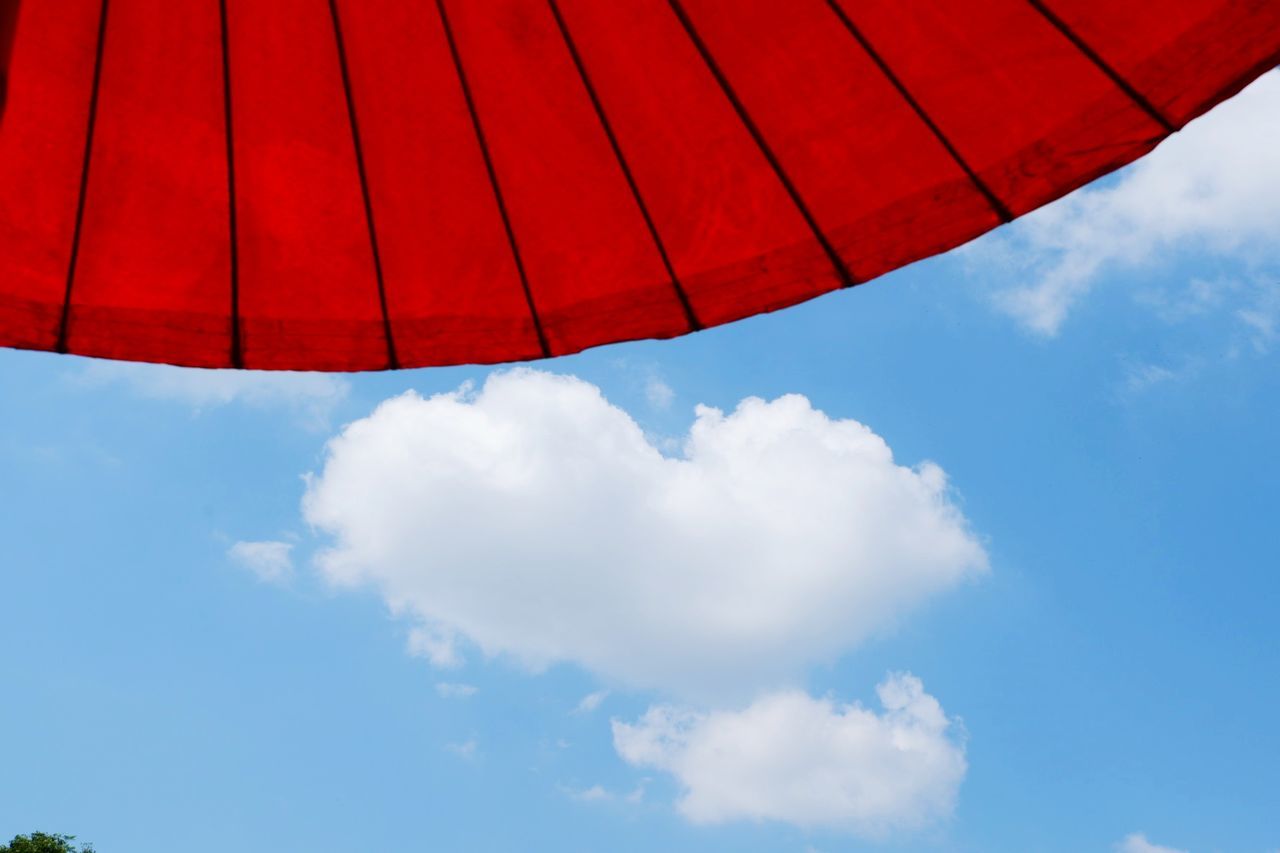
[1,1,1277,371]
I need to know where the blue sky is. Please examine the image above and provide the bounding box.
[2,74,1278,853]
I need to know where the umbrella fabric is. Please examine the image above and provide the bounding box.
[1,1,1277,371]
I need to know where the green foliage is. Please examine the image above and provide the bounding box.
[0,833,94,853]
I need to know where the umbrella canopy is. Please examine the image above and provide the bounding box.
[1,0,1277,371]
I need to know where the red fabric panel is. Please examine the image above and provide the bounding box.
[675,0,1001,285]
[833,0,1166,216]
[331,0,544,368]
[0,0,101,351]
[0,0,1276,371]
[551,0,841,329]
[1037,0,1280,127]
[225,0,387,370]
[68,0,231,367]
[441,0,691,357]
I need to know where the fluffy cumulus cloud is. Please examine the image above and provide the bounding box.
[970,72,1280,337]
[303,369,986,699]
[74,361,349,424]
[228,540,295,585]
[612,673,965,835]
[1115,832,1187,853]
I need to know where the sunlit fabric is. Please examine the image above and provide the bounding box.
[1,0,1277,370]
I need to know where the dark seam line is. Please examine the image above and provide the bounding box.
[547,0,702,332]
[218,0,243,368]
[328,0,399,369]
[0,0,20,118]
[434,0,552,359]
[666,0,857,288]
[824,0,1014,224]
[1026,0,1175,133]
[56,0,110,354]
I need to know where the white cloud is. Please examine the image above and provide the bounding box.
[228,540,294,585]
[969,72,1280,336]
[612,673,965,835]
[406,625,462,670]
[568,784,612,802]
[74,361,349,425]
[575,690,609,715]
[303,369,986,700]
[1115,832,1187,853]
[434,682,477,699]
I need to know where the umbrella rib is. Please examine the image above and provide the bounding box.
[665,0,857,288]
[0,0,20,117]
[1025,0,1175,134]
[434,0,552,359]
[546,0,702,333]
[56,0,111,354]
[218,0,242,368]
[823,0,1014,224]
[328,0,399,369]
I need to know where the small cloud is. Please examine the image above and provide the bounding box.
[1119,359,1205,395]
[568,784,611,803]
[445,739,478,761]
[1115,832,1187,853]
[645,376,675,410]
[407,625,461,669]
[227,540,294,585]
[613,673,966,836]
[562,782,645,805]
[435,682,478,699]
[574,690,609,715]
[1123,362,1181,392]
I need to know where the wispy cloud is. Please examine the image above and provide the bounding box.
[567,784,611,803]
[406,625,462,670]
[445,739,478,761]
[1115,832,1187,853]
[228,540,295,585]
[574,690,609,715]
[435,682,478,700]
[562,782,645,805]
[72,361,349,426]
[966,72,1280,337]
[645,376,675,410]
